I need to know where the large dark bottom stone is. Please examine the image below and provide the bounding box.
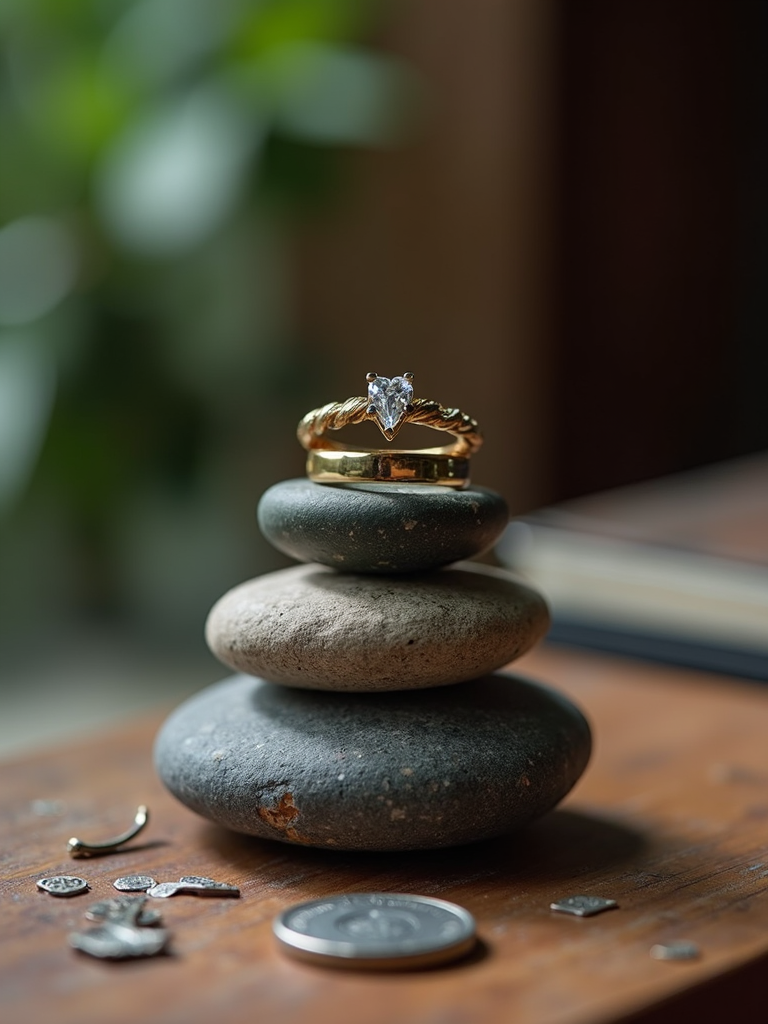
[154,673,591,851]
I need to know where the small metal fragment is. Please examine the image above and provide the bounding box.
[177,875,240,896]
[36,875,89,897]
[146,876,240,898]
[113,874,157,892]
[67,805,149,858]
[178,874,225,886]
[550,895,618,917]
[31,799,65,817]
[650,940,700,961]
[70,895,170,959]
[86,896,161,927]
[69,923,169,960]
[146,882,182,899]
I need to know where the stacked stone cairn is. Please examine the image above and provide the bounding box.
[155,378,591,851]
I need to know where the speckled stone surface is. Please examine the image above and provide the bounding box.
[205,562,550,692]
[257,479,510,573]
[153,672,591,850]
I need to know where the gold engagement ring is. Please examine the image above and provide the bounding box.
[297,373,482,487]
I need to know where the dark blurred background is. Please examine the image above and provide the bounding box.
[1,0,766,753]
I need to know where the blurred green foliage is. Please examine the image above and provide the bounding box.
[0,0,416,643]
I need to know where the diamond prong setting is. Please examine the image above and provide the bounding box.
[366,373,415,440]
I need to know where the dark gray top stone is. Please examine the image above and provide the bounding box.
[257,479,509,573]
[154,672,591,851]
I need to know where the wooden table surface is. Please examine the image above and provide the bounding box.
[2,644,768,1024]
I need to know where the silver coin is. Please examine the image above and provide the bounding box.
[550,894,618,917]
[113,874,156,892]
[273,893,476,969]
[36,875,89,897]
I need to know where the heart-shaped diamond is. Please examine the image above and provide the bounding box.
[367,375,414,439]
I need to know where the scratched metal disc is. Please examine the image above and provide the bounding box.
[113,875,157,892]
[36,875,89,897]
[273,893,476,969]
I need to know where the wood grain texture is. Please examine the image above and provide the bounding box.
[2,644,768,1024]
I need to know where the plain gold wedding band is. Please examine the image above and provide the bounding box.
[306,449,471,488]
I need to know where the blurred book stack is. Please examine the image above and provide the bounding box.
[496,452,768,682]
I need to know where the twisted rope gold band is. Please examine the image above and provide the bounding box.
[297,397,483,458]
